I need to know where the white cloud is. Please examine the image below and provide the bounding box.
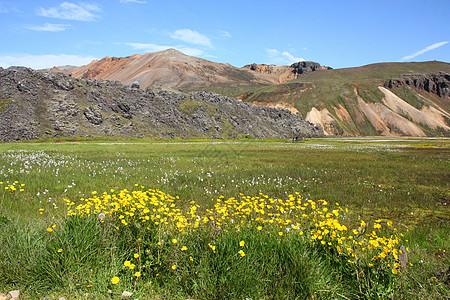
[219,30,231,38]
[401,41,449,61]
[37,2,101,21]
[170,29,212,48]
[25,23,71,32]
[120,0,147,3]
[266,48,305,64]
[282,51,305,64]
[126,42,204,56]
[0,54,97,69]
[266,49,280,56]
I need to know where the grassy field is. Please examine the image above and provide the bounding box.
[0,137,449,299]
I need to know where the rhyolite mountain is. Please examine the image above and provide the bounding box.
[70,49,272,96]
[69,49,329,95]
[0,67,323,142]
[241,62,450,137]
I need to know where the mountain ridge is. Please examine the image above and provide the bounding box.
[27,51,450,137]
[68,49,330,91]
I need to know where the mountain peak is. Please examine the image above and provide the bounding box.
[157,48,186,56]
[69,50,274,90]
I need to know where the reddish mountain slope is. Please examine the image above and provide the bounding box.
[70,49,329,91]
[71,49,273,90]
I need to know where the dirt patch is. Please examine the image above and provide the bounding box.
[305,107,337,135]
[251,101,299,114]
[357,99,394,136]
[379,87,450,131]
[334,104,352,123]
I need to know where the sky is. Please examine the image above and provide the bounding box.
[0,0,449,70]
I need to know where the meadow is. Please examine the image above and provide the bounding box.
[0,137,448,299]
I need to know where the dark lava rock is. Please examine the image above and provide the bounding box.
[385,72,450,99]
[0,67,324,142]
[291,61,332,76]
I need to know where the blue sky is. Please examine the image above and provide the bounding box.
[0,0,449,70]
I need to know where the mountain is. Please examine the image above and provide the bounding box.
[0,67,323,142]
[41,65,77,74]
[69,49,329,95]
[241,62,450,137]
[70,49,271,95]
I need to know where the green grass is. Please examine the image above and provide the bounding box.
[0,138,449,298]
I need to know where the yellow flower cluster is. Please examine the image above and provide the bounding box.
[0,181,25,192]
[66,187,405,276]
[64,188,199,233]
[336,219,403,274]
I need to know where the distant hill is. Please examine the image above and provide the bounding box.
[0,67,323,142]
[40,65,77,74]
[241,62,450,137]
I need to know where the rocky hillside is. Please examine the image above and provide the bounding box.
[242,62,450,137]
[385,72,450,99]
[242,61,331,84]
[0,67,323,142]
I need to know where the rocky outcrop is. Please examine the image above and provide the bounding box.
[0,67,324,142]
[385,72,450,99]
[242,61,332,84]
[290,61,332,76]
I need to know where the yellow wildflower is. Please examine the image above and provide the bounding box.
[111,277,119,284]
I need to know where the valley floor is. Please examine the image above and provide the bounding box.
[0,137,448,299]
